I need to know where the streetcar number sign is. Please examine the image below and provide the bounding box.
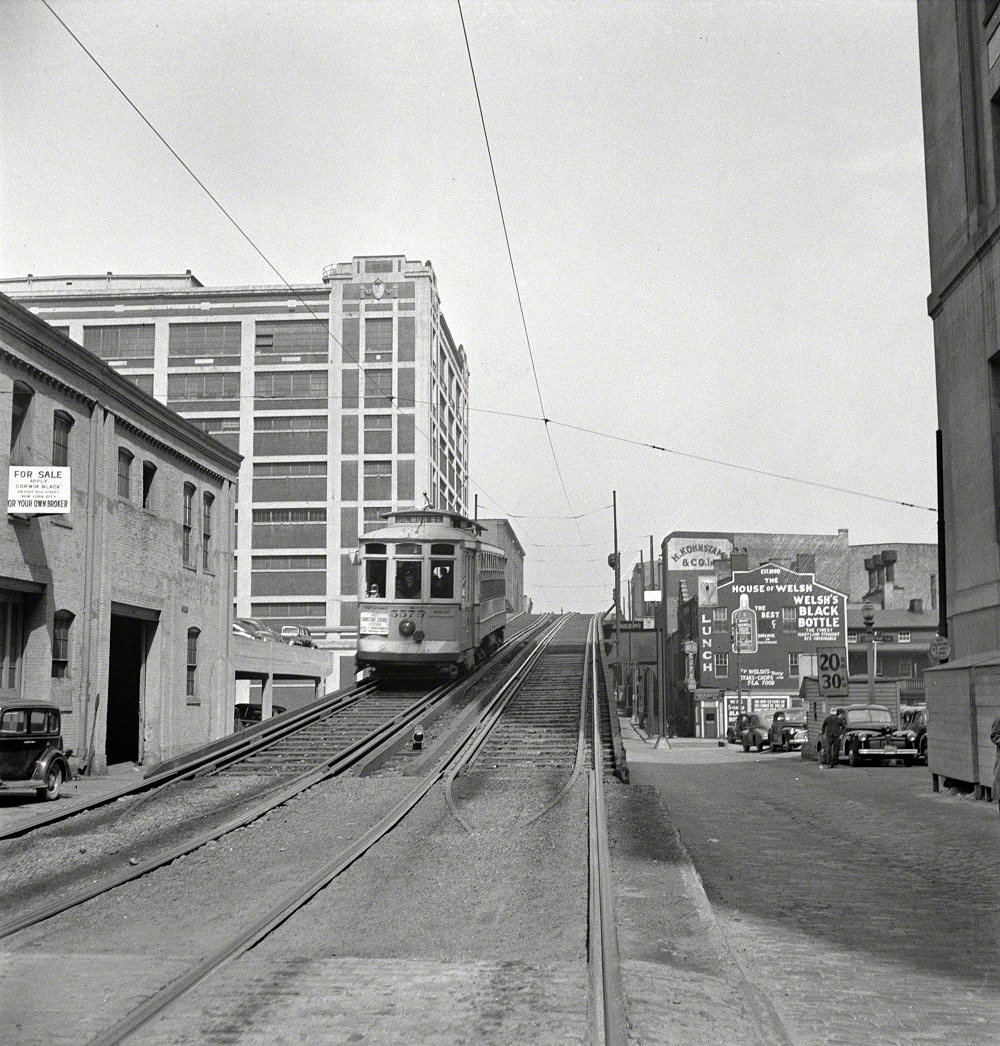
[817,647,848,698]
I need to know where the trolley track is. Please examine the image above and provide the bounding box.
[3,612,629,1043]
[0,617,551,940]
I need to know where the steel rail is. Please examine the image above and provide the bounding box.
[442,614,571,830]
[87,615,565,1046]
[521,616,593,827]
[588,614,628,1046]
[0,683,449,940]
[3,617,554,939]
[1,618,549,842]
[0,680,377,841]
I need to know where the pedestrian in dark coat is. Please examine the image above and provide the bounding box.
[991,714,1000,818]
[821,708,846,768]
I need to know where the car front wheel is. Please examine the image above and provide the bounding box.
[37,764,63,801]
[742,737,750,752]
[848,742,861,767]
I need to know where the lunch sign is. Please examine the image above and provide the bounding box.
[697,563,847,693]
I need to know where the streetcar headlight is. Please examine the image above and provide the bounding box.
[412,725,424,750]
[399,619,415,637]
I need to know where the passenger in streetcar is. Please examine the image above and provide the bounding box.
[431,564,453,598]
[396,563,421,599]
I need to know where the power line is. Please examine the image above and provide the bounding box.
[456,0,579,522]
[471,405,936,513]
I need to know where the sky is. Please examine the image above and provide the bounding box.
[1,0,937,612]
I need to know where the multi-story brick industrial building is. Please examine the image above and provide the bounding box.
[1,257,470,685]
[1,293,240,770]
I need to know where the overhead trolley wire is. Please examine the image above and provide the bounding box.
[37,0,531,536]
[472,406,936,514]
[456,0,581,525]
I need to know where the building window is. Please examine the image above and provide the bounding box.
[789,652,800,676]
[898,631,911,643]
[364,370,393,407]
[117,448,134,500]
[52,411,73,467]
[83,324,155,363]
[899,658,914,679]
[714,652,729,676]
[847,632,858,643]
[142,461,156,509]
[186,627,200,700]
[712,607,728,625]
[168,322,240,365]
[52,610,73,678]
[363,461,392,500]
[10,382,34,466]
[202,492,214,571]
[365,318,393,362]
[781,606,797,626]
[183,483,195,566]
[364,414,393,454]
[363,506,389,532]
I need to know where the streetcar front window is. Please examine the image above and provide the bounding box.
[394,561,422,599]
[365,559,386,599]
[430,561,454,598]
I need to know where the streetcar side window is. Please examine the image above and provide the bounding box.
[430,561,454,598]
[365,559,386,598]
[395,560,422,599]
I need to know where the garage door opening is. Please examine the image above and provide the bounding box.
[106,614,147,765]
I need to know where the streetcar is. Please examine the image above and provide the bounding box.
[355,510,507,677]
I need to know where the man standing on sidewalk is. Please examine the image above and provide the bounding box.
[991,713,1000,818]
[821,708,846,768]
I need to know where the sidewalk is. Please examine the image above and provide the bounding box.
[618,717,748,767]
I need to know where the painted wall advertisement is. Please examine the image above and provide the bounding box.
[7,467,70,513]
[666,536,732,570]
[697,563,847,704]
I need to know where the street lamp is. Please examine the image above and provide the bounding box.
[862,601,876,703]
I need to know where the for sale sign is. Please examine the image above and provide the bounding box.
[7,467,71,513]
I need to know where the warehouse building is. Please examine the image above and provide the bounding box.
[0,292,240,771]
[1,257,470,685]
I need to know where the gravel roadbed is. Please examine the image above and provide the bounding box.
[138,775,593,1043]
[0,773,290,909]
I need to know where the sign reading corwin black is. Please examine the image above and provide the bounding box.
[7,467,71,513]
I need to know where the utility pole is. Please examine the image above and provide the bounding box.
[612,490,621,683]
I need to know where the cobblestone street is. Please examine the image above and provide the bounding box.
[623,728,1000,1044]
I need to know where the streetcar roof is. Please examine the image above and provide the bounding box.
[375,509,485,532]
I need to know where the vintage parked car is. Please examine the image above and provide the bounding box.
[232,618,281,642]
[768,709,808,752]
[233,702,288,730]
[899,706,928,763]
[741,712,770,752]
[280,625,314,647]
[0,701,73,801]
[840,704,920,766]
[727,712,752,744]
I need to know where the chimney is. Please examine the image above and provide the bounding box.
[794,553,815,574]
[731,551,749,572]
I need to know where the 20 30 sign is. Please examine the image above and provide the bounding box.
[817,646,849,698]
